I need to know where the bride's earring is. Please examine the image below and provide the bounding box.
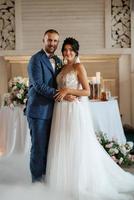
[63,58,68,65]
[74,56,80,64]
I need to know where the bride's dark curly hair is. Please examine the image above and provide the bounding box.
[61,37,79,56]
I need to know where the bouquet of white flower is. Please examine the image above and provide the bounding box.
[4,76,29,107]
[96,132,134,166]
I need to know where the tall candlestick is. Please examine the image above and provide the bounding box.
[92,76,97,84]
[91,77,96,99]
[96,72,101,84]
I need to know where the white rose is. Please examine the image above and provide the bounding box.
[23,98,27,104]
[119,157,123,165]
[105,143,113,148]
[120,146,127,155]
[126,142,133,150]
[16,76,23,84]
[12,86,17,91]
[20,89,24,94]
[109,148,115,155]
[113,148,119,154]
[23,78,29,87]
[16,93,22,99]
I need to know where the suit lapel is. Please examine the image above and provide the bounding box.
[40,49,54,75]
[54,56,62,76]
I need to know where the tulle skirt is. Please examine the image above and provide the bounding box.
[46,98,134,200]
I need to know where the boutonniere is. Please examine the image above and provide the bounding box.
[56,62,62,70]
[53,55,63,70]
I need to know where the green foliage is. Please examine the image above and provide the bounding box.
[97,132,134,167]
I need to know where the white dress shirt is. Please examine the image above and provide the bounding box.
[45,51,56,72]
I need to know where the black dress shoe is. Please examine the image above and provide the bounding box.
[32,176,43,183]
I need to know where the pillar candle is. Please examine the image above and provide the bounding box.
[96,72,101,84]
[92,76,97,84]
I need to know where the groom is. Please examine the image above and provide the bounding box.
[25,29,62,183]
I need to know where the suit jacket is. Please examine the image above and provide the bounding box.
[25,49,62,119]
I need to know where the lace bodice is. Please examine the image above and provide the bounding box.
[57,70,81,89]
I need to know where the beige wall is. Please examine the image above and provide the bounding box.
[20,0,105,53]
[0,57,10,105]
[84,61,118,79]
[11,63,28,78]
[119,55,131,125]
[84,60,119,97]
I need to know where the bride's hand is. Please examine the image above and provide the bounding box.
[54,88,69,101]
[64,95,77,102]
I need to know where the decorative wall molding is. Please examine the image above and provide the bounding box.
[111,0,131,48]
[0,48,132,57]
[0,0,15,50]
[4,55,120,64]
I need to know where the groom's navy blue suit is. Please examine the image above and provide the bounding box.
[25,49,61,181]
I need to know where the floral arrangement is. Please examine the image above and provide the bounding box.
[3,76,29,107]
[97,132,134,167]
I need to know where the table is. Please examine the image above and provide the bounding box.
[89,100,126,144]
[0,100,126,155]
[0,106,30,155]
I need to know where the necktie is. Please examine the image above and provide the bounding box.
[49,55,55,59]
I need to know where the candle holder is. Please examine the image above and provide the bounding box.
[89,83,93,99]
[96,72,101,100]
[89,74,102,100]
[93,83,95,99]
[91,76,97,99]
[89,83,100,100]
[97,83,100,99]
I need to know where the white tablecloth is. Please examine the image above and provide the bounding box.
[0,100,126,155]
[0,106,30,155]
[89,100,126,144]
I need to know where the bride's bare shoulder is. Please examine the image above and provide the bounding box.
[73,63,85,72]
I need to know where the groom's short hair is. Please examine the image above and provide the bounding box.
[44,29,59,36]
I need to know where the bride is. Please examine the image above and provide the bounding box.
[45,37,134,200]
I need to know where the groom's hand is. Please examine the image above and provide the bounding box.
[64,94,77,102]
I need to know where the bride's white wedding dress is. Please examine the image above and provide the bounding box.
[46,70,134,200]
